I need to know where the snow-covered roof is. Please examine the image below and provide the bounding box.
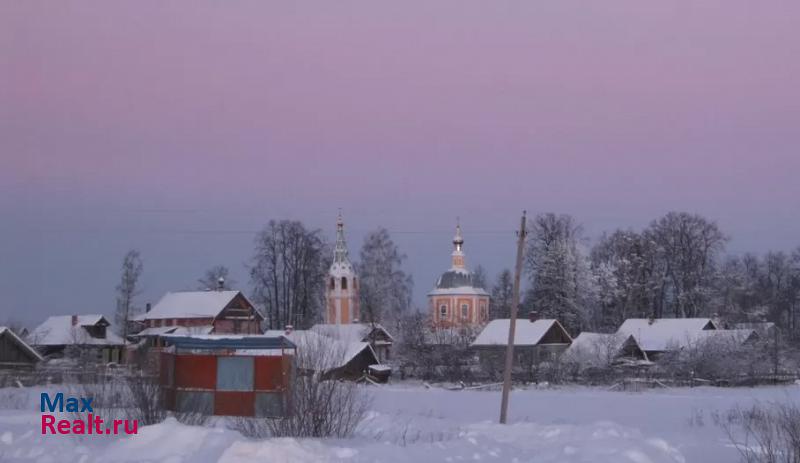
[693,329,757,345]
[566,332,620,353]
[0,327,44,362]
[135,325,214,337]
[616,318,717,352]
[28,315,124,346]
[144,290,241,320]
[310,323,394,343]
[472,319,572,347]
[264,329,376,370]
[428,286,490,296]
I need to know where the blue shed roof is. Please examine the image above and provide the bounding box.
[162,334,295,350]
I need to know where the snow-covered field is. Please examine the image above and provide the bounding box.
[1,383,798,463]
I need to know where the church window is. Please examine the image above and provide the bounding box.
[440,304,447,319]
[330,278,335,290]
[461,304,468,319]
[341,277,348,290]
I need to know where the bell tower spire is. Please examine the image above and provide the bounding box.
[325,210,359,324]
[452,217,465,269]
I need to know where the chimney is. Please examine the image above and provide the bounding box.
[145,303,152,313]
[284,324,293,335]
[528,311,539,323]
[217,277,225,291]
[71,315,78,326]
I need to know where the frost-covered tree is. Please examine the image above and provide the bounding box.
[590,230,659,329]
[115,249,143,339]
[357,228,413,325]
[523,213,595,334]
[490,269,514,319]
[197,265,236,290]
[249,220,328,330]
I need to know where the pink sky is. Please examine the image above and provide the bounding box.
[1,1,799,324]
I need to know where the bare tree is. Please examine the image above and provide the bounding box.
[236,335,371,438]
[490,269,514,319]
[250,220,328,330]
[115,249,143,340]
[358,228,413,325]
[647,212,727,318]
[197,265,236,290]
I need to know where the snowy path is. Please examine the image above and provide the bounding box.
[1,384,797,462]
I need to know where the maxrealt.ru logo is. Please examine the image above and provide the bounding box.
[40,392,138,435]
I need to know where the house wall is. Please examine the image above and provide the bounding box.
[0,332,38,365]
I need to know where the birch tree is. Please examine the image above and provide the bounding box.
[115,249,143,340]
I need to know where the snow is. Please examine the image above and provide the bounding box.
[693,329,756,344]
[472,319,571,346]
[427,286,489,296]
[144,291,241,320]
[616,318,716,352]
[0,327,43,362]
[310,323,394,343]
[28,315,124,346]
[1,384,798,462]
[368,364,391,372]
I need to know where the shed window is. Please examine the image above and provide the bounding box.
[440,304,447,319]
[217,357,254,391]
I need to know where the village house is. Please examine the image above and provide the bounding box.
[28,315,125,363]
[429,222,490,329]
[563,332,648,367]
[0,326,43,370]
[159,334,296,417]
[310,323,394,363]
[135,288,264,346]
[471,314,572,378]
[615,318,718,359]
[266,327,385,382]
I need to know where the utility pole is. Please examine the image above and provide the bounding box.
[500,210,527,424]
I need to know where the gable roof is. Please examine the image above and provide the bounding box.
[310,323,394,344]
[472,319,572,347]
[144,290,242,320]
[28,315,124,346]
[0,327,44,362]
[616,318,717,352]
[264,329,377,370]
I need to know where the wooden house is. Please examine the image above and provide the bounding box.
[28,315,125,363]
[265,328,381,381]
[471,315,573,374]
[136,290,264,345]
[0,327,43,369]
[310,323,394,363]
[616,318,718,360]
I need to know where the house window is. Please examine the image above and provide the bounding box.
[461,304,468,319]
[341,277,348,290]
[440,304,447,319]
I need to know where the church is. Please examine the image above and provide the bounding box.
[325,212,360,324]
[428,222,490,329]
